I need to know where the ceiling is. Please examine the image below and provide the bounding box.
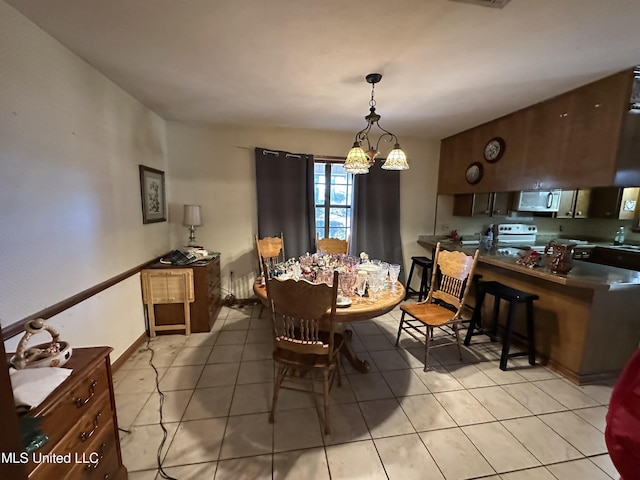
[6,0,640,139]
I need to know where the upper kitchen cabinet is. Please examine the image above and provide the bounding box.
[556,72,632,187]
[589,187,639,219]
[556,189,591,219]
[452,192,512,217]
[438,111,530,194]
[438,68,640,194]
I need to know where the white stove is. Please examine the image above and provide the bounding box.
[496,223,538,245]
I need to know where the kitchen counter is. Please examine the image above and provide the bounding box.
[418,236,640,291]
[417,235,640,385]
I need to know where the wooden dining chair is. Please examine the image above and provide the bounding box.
[265,270,343,435]
[317,234,349,255]
[395,242,480,371]
[256,232,285,273]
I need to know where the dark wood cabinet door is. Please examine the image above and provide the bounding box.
[491,192,512,216]
[574,189,591,218]
[524,94,572,190]
[560,72,630,187]
[589,187,622,218]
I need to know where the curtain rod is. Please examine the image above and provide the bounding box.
[236,146,345,162]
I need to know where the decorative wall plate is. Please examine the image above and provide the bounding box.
[484,137,505,163]
[465,162,483,184]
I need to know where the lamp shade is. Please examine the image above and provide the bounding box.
[381,144,409,170]
[344,143,370,174]
[183,204,203,227]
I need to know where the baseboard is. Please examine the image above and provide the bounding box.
[111,332,148,373]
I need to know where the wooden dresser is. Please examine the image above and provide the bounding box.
[23,347,127,480]
[145,256,222,333]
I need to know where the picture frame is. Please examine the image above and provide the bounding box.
[139,165,167,224]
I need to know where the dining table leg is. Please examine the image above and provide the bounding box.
[338,327,370,373]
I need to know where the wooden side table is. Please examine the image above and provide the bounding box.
[144,256,222,333]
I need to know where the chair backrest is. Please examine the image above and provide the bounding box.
[256,233,285,272]
[317,235,349,255]
[427,242,479,316]
[266,271,339,356]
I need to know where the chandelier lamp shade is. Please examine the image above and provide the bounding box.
[344,73,409,174]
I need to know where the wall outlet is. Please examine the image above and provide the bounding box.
[559,225,564,232]
[441,223,450,233]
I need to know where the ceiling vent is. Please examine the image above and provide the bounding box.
[449,0,511,8]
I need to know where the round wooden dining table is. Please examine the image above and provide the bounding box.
[253,277,405,372]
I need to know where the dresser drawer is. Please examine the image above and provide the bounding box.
[63,422,121,480]
[27,364,110,464]
[29,399,115,480]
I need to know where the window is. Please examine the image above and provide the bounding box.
[314,161,353,241]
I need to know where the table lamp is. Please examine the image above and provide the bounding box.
[183,204,203,246]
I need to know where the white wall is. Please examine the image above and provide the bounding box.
[0,1,442,360]
[1,1,170,358]
[166,122,440,299]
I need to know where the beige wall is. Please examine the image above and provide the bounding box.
[0,1,440,359]
[1,1,170,357]
[166,122,439,299]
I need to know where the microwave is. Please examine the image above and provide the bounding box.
[515,190,561,212]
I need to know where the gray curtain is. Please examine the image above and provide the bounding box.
[351,166,405,282]
[255,148,315,259]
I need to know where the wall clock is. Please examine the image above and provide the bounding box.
[484,137,505,163]
[465,162,483,185]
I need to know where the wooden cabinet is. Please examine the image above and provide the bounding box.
[438,69,639,194]
[438,112,530,194]
[589,187,622,218]
[146,256,222,333]
[452,192,512,217]
[23,347,127,480]
[556,189,591,219]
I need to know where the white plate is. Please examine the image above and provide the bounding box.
[336,298,352,308]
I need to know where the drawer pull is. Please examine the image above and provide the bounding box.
[80,413,101,442]
[74,380,98,408]
[85,442,107,471]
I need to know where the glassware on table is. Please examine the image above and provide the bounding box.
[292,263,302,280]
[388,264,401,292]
[356,271,368,303]
[338,271,356,299]
[316,269,334,286]
[367,269,384,301]
[379,262,390,288]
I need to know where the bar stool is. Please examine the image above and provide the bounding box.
[464,281,538,371]
[404,256,433,301]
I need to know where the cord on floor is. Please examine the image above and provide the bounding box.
[144,338,179,480]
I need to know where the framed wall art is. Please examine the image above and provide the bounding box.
[139,165,166,224]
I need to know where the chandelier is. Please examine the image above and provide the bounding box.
[344,73,409,174]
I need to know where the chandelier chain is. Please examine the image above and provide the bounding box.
[369,83,376,109]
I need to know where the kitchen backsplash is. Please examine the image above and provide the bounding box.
[434,195,639,244]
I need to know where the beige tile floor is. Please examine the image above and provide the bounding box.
[113,304,620,480]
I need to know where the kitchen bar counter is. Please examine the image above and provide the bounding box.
[418,236,640,291]
[417,235,640,385]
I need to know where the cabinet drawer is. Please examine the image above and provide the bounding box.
[30,401,115,480]
[63,420,121,480]
[29,364,110,461]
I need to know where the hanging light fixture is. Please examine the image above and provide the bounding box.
[344,73,409,174]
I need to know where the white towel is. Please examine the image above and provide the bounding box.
[9,367,73,410]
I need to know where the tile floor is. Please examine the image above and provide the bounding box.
[113,304,620,480]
